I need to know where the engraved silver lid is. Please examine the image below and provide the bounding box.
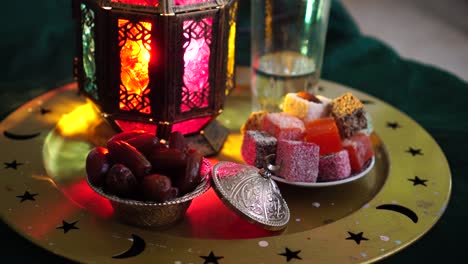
[211,161,290,231]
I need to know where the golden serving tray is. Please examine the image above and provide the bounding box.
[0,80,451,263]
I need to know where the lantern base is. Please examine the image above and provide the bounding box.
[185,120,229,157]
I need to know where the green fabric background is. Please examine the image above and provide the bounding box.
[1,0,467,262]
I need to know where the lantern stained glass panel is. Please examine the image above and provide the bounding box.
[180,18,213,112]
[118,19,152,114]
[174,0,210,6]
[115,119,157,133]
[111,0,159,7]
[81,3,98,100]
[226,1,238,95]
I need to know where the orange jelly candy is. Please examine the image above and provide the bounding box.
[304,118,343,155]
[343,133,374,172]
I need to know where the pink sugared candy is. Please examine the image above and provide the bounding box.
[318,150,351,182]
[241,130,277,168]
[262,112,305,140]
[276,139,319,182]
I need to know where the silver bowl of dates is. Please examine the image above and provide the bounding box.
[85,130,211,228]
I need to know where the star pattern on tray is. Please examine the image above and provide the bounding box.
[386,122,401,129]
[16,191,38,202]
[40,107,51,115]
[279,247,302,262]
[56,220,79,234]
[4,160,23,170]
[200,251,224,264]
[406,147,423,156]
[346,231,369,244]
[408,176,428,186]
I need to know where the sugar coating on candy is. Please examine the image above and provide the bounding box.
[318,150,351,182]
[241,131,277,168]
[262,112,305,140]
[276,139,319,182]
[331,93,367,138]
[283,93,331,122]
[343,133,374,172]
[241,111,268,134]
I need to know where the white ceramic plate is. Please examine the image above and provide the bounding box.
[271,156,375,187]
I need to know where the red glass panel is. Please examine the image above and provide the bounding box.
[181,18,213,112]
[115,119,157,134]
[172,116,211,135]
[118,19,152,114]
[111,0,159,7]
[174,0,210,6]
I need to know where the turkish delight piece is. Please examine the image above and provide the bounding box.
[241,110,268,134]
[343,133,374,172]
[262,112,305,140]
[318,150,351,182]
[283,92,331,122]
[241,130,277,168]
[304,117,343,155]
[331,92,367,138]
[276,139,319,182]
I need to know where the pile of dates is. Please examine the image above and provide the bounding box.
[86,130,203,203]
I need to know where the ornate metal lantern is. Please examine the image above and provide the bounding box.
[72,0,238,155]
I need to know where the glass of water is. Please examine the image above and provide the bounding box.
[251,0,331,112]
